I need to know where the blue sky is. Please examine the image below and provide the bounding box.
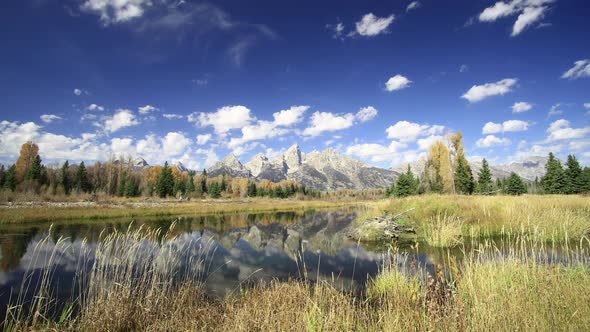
[0,0,589,170]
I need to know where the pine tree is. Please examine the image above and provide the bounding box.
[75,161,90,193]
[393,165,419,197]
[187,174,196,193]
[4,165,17,191]
[117,172,127,197]
[220,175,227,192]
[581,167,590,193]
[209,182,221,198]
[505,172,527,195]
[454,158,475,194]
[157,162,175,198]
[26,155,42,181]
[564,154,583,194]
[0,165,5,188]
[200,169,208,193]
[541,153,566,194]
[477,158,493,193]
[61,161,71,195]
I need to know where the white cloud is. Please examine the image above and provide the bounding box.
[570,140,590,152]
[406,1,421,12]
[356,106,378,122]
[163,113,183,119]
[193,105,253,135]
[85,103,105,111]
[477,0,555,36]
[272,105,309,126]
[476,135,512,147]
[461,78,517,103]
[352,13,395,37]
[386,121,444,142]
[111,137,136,157]
[81,0,150,25]
[584,103,590,109]
[74,88,82,96]
[515,143,563,159]
[460,64,469,73]
[102,109,140,133]
[40,114,62,124]
[303,111,356,136]
[162,132,191,157]
[0,121,42,159]
[548,103,564,116]
[346,141,406,163]
[192,79,208,86]
[561,59,590,79]
[547,119,590,141]
[196,134,212,145]
[482,120,529,134]
[138,105,158,114]
[511,101,533,113]
[385,75,412,92]
[327,22,345,39]
[417,135,444,150]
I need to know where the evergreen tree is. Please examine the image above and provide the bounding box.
[61,161,71,195]
[187,174,196,193]
[564,154,583,194]
[454,158,475,194]
[247,181,257,197]
[274,186,284,198]
[125,177,139,197]
[581,167,590,193]
[393,166,419,197]
[209,182,221,198]
[4,165,17,191]
[505,172,527,195]
[200,169,208,193]
[220,175,227,192]
[477,158,493,193]
[0,165,5,188]
[541,153,566,194]
[75,161,90,193]
[26,155,42,181]
[157,162,175,198]
[117,172,127,197]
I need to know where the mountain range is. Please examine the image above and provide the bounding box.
[128,144,550,190]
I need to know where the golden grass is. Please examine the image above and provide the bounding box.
[6,223,590,331]
[362,195,590,243]
[0,198,361,224]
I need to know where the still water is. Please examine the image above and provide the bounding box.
[0,209,453,318]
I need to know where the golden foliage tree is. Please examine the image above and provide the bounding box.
[424,140,454,193]
[15,141,39,183]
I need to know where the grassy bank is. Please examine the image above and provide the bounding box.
[0,198,361,224]
[357,195,590,244]
[5,225,590,331]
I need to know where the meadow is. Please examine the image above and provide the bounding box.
[3,194,590,331]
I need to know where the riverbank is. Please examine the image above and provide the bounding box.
[355,194,590,244]
[0,198,363,224]
[6,225,590,331]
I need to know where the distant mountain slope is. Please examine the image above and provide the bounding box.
[394,156,550,182]
[209,144,398,191]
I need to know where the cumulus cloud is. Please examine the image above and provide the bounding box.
[346,141,407,163]
[512,101,533,113]
[162,132,191,156]
[548,103,564,116]
[477,0,555,36]
[86,103,105,112]
[138,105,159,114]
[193,105,253,135]
[417,135,444,150]
[0,121,42,159]
[163,113,183,119]
[40,114,62,123]
[547,119,590,141]
[476,135,512,147]
[196,134,212,145]
[461,78,517,103]
[356,106,378,122]
[80,0,151,25]
[561,59,590,79]
[385,75,412,92]
[101,109,140,133]
[515,143,563,159]
[482,120,529,134]
[386,121,445,142]
[406,1,421,12]
[326,22,345,39]
[352,13,395,37]
[303,111,356,137]
[228,105,309,147]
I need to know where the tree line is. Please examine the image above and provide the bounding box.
[0,141,312,200]
[386,132,590,197]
